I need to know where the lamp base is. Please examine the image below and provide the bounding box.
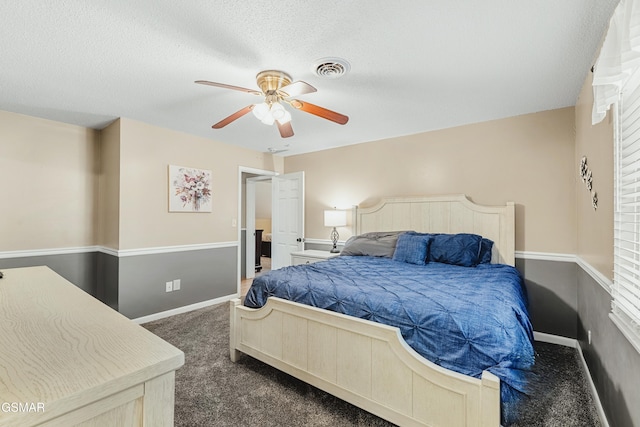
[330,227,340,253]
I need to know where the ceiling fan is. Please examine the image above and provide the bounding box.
[195,70,349,138]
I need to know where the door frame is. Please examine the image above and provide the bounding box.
[237,166,277,295]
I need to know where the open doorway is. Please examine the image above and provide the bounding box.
[238,167,305,296]
[239,168,276,296]
[250,177,273,276]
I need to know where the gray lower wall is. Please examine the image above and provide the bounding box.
[0,252,98,296]
[97,252,119,311]
[578,267,640,427]
[516,258,578,338]
[0,246,237,320]
[118,246,237,319]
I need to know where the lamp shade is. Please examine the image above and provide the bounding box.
[324,210,347,227]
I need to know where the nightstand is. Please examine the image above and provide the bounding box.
[290,249,340,265]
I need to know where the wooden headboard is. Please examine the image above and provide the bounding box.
[355,195,515,266]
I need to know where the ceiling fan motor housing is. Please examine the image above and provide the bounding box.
[256,70,292,94]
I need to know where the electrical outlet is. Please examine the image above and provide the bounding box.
[588,330,592,345]
[231,218,237,227]
[173,279,181,291]
[165,281,173,292]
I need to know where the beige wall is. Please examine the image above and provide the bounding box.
[1,103,602,258]
[98,119,121,249]
[117,118,281,249]
[255,219,272,234]
[575,72,615,280]
[0,110,99,251]
[0,110,283,252]
[285,108,577,254]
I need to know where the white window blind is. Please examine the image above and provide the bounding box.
[612,66,640,353]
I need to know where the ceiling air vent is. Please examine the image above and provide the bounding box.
[313,58,350,79]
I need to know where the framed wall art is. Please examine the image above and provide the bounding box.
[168,165,212,212]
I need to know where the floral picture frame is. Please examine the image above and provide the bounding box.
[579,156,597,210]
[169,165,212,212]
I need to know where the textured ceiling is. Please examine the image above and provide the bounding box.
[0,1,619,156]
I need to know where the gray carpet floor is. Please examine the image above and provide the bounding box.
[142,302,602,427]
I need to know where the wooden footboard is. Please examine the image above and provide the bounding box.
[230,297,500,427]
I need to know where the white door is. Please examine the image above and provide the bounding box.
[271,171,305,270]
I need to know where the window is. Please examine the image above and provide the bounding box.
[611,66,640,353]
[592,0,640,353]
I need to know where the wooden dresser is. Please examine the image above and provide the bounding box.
[0,266,184,427]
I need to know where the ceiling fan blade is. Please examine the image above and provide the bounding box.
[278,80,317,98]
[277,120,294,138]
[289,100,349,125]
[195,80,262,96]
[212,105,254,129]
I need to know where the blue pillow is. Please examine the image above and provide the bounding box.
[392,233,431,265]
[478,238,494,264]
[428,233,483,267]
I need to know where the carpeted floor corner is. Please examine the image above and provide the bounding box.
[510,342,601,427]
[142,302,602,427]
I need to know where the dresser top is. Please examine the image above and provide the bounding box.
[0,266,184,425]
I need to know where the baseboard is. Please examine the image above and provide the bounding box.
[576,343,610,427]
[533,331,578,348]
[132,293,237,324]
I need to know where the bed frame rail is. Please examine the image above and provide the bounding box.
[230,297,500,427]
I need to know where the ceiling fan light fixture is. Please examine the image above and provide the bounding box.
[197,68,349,135]
[277,110,292,125]
[261,113,275,126]
[270,102,286,121]
[254,101,289,126]
[252,102,270,120]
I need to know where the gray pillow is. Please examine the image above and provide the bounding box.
[340,231,408,258]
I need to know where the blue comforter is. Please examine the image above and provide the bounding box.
[244,256,534,420]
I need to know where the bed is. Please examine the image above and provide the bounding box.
[230,195,529,426]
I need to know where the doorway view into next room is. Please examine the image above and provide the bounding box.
[252,180,273,291]
[240,169,304,297]
[241,178,272,296]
